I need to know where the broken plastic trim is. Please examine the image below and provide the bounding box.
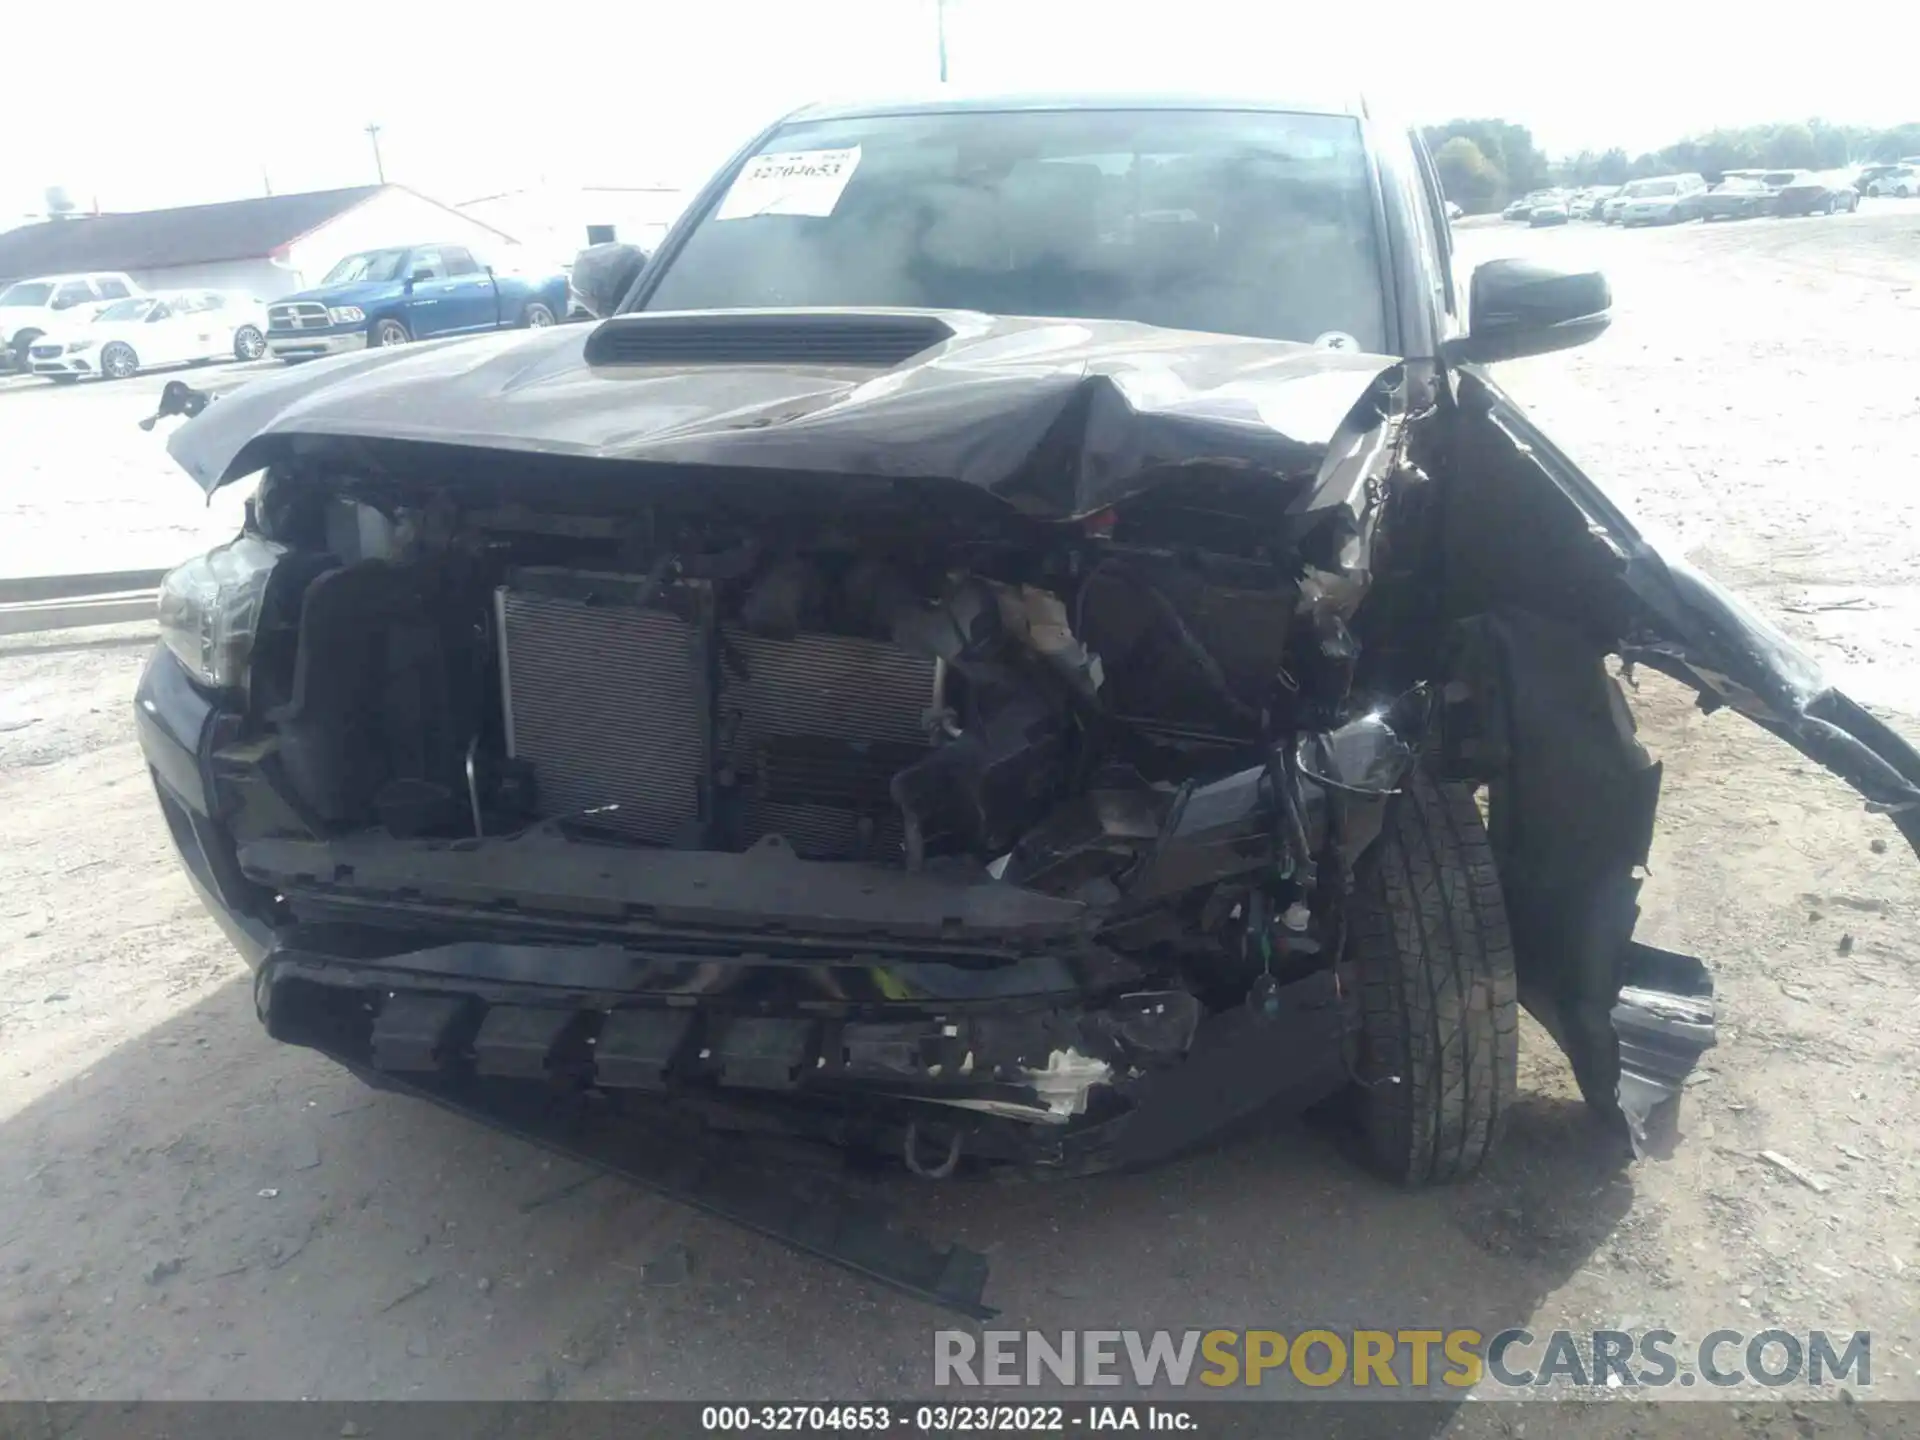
[1609,942,1717,1157]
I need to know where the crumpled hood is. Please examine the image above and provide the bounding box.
[166,309,1404,519]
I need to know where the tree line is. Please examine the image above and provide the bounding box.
[1426,118,1920,214]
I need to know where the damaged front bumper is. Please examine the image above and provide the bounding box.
[140,631,1725,1166]
[250,923,1353,1176]
[139,642,1359,1172]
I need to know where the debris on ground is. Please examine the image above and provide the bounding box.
[377,1275,435,1312]
[1759,1150,1834,1194]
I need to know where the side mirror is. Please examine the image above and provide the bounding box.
[1445,258,1611,365]
[569,242,650,319]
[408,268,434,285]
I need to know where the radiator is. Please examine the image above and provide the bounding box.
[496,570,935,858]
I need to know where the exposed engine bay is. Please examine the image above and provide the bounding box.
[153,309,1851,1202]
[203,371,1485,1160]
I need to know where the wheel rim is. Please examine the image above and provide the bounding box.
[527,307,554,328]
[104,345,135,378]
[376,322,406,346]
[237,327,265,359]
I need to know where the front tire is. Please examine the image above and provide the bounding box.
[233,325,266,361]
[520,302,556,329]
[100,342,139,380]
[370,317,410,348]
[1347,767,1518,1184]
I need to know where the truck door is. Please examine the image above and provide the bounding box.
[407,247,488,335]
[438,247,498,330]
[403,248,462,337]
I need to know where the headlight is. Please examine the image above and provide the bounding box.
[157,535,284,689]
[327,306,365,324]
[66,340,96,353]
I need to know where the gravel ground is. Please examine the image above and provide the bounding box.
[3,209,1920,1427]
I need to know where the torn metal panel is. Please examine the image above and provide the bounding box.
[1461,370,1920,859]
[1609,943,1717,1157]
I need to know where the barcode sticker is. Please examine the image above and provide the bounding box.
[715,147,862,220]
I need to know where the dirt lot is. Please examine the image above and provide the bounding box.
[4,209,1920,1425]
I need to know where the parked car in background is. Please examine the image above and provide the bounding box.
[1694,176,1777,221]
[1572,187,1617,219]
[0,271,143,371]
[1529,196,1571,226]
[265,244,570,362]
[1866,165,1920,197]
[1853,164,1901,194]
[28,290,268,382]
[1617,174,1707,226]
[1445,199,1463,220]
[1501,196,1533,220]
[1772,172,1861,216]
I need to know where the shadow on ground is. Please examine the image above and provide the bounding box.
[0,970,1636,1421]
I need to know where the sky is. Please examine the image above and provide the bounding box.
[5,0,1915,222]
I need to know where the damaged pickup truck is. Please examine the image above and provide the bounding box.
[141,96,1920,1220]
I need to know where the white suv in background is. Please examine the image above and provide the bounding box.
[0,272,143,371]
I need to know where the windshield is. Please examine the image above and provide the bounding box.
[1717,179,1762,193]
[95,298,157,322]
[1627,180,1678,197]
[1763,172,1800,187]
[321,249,411,285]
[642,108,1390,352]
[0,282,54,307]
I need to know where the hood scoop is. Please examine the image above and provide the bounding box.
[584,311,957,369]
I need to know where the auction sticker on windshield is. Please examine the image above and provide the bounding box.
[715,147,863,220]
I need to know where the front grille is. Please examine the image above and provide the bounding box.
[268,302,332,333]
[497,571,935,859]
[29,344,62,359]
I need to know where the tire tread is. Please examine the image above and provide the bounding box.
[1351,769,1518,1184]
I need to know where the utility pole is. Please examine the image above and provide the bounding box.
[936,0,948,83]
[365,123,386,184]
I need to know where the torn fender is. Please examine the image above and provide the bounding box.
[1461,369,1920,859]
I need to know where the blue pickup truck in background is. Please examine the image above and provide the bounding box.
[265,243,570,362]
